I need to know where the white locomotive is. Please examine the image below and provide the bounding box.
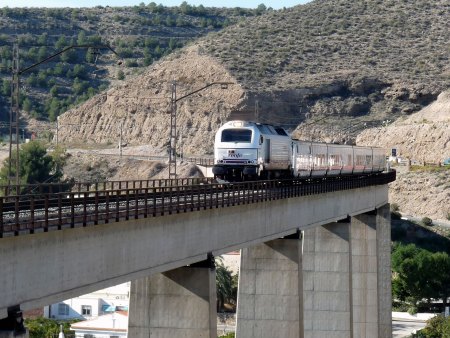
[212,120,386,181]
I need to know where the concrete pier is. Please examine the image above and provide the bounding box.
[128,257,217,338]
[350,205,392,338]
[351,211,378,337]
[0,306,28,338]
[302,222,352,338]
[376,205,392,337]
[236,235,302,338]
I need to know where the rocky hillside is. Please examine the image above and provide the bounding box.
[357,91,449,221]
[357,90,450,164]
[57,46,244,155]
[0,4,260,126]
[56,0,449,150]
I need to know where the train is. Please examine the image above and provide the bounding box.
[212,120,386,181]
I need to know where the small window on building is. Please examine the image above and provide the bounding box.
[81,305,92,316]
[110,336,119,338]
[58,303,69,316]
[84,335,94,338]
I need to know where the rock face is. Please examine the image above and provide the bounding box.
[388,167,449,221]
[58,47,245,156]
[356,91,450,221]
[357,90,450,164]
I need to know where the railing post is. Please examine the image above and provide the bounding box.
[116,190,120,222]
[144,188,148,218]
[153,188,157,217]
[14,195,20,235]
[29,196,35,233]
[83,192,87,227]
[134,188,139,219]
[125,189,130,220]
[169,187,173,215]
[105,191,110,223]
[94,191,99,225]
[161,187,165,215]
[0,197,3,237]
[70,193,75,228]
[44,195,49,232]
[58,193,62,230]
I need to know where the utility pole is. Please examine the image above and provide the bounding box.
[167,81,234,179]
[179,128,183,162]
[119,120,123,158]
[169,81,177,179]
[8,42,20,192]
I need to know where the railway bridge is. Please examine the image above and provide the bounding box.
[0,171,395,338]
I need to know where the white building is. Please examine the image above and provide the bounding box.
[70,311,128,338]
[45,283,130,320]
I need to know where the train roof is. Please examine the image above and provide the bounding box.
[221,120,290,137]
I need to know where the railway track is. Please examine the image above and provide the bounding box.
[0,171,396,238]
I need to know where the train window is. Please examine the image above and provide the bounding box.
[274,127,288,136]
[257,125,272,134]
[221,129,252,142]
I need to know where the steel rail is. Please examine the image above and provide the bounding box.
[0,171,396,238]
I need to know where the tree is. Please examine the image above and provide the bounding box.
[392,244,450,312]
[429,252,450,309]
[216,258,238,312]
[85,47,96,63]
[25,317,75,338]
[0,141,63,187]
[37,32,47,45]
[60,48,78,63]
[117,70,125,80]
[37,46,47,61]
[47,97,61,121]
[22,97,32,112]
[1,78,10,96]
[256,3,267,15]
[77,30,87,45]
[50,85,58,97]
[55,36,67,50]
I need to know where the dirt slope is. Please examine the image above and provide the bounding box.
[58,46,245,156]
[357,91,450,221]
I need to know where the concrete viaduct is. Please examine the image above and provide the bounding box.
[0,174,394,337]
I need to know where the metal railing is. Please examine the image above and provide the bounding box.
[184,157,214,166]
[0,177,214,198]
[0,171,396,238]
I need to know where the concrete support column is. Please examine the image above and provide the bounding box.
[376,205,392,337]
[0,333,28,338]
[236,234,302,338]
[128,257,217,338]
[302,222,351,338]
[351,211,378,337]
[0,306,28,338]
[351,204,392,338]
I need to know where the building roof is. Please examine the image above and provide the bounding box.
[70,311,128,333]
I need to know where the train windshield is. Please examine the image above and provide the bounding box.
[221,129,252,143]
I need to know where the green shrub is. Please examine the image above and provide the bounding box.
[218,333,235,338]
[390,203,400,212]
[421,217,433,227]
[420,315,450,338]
